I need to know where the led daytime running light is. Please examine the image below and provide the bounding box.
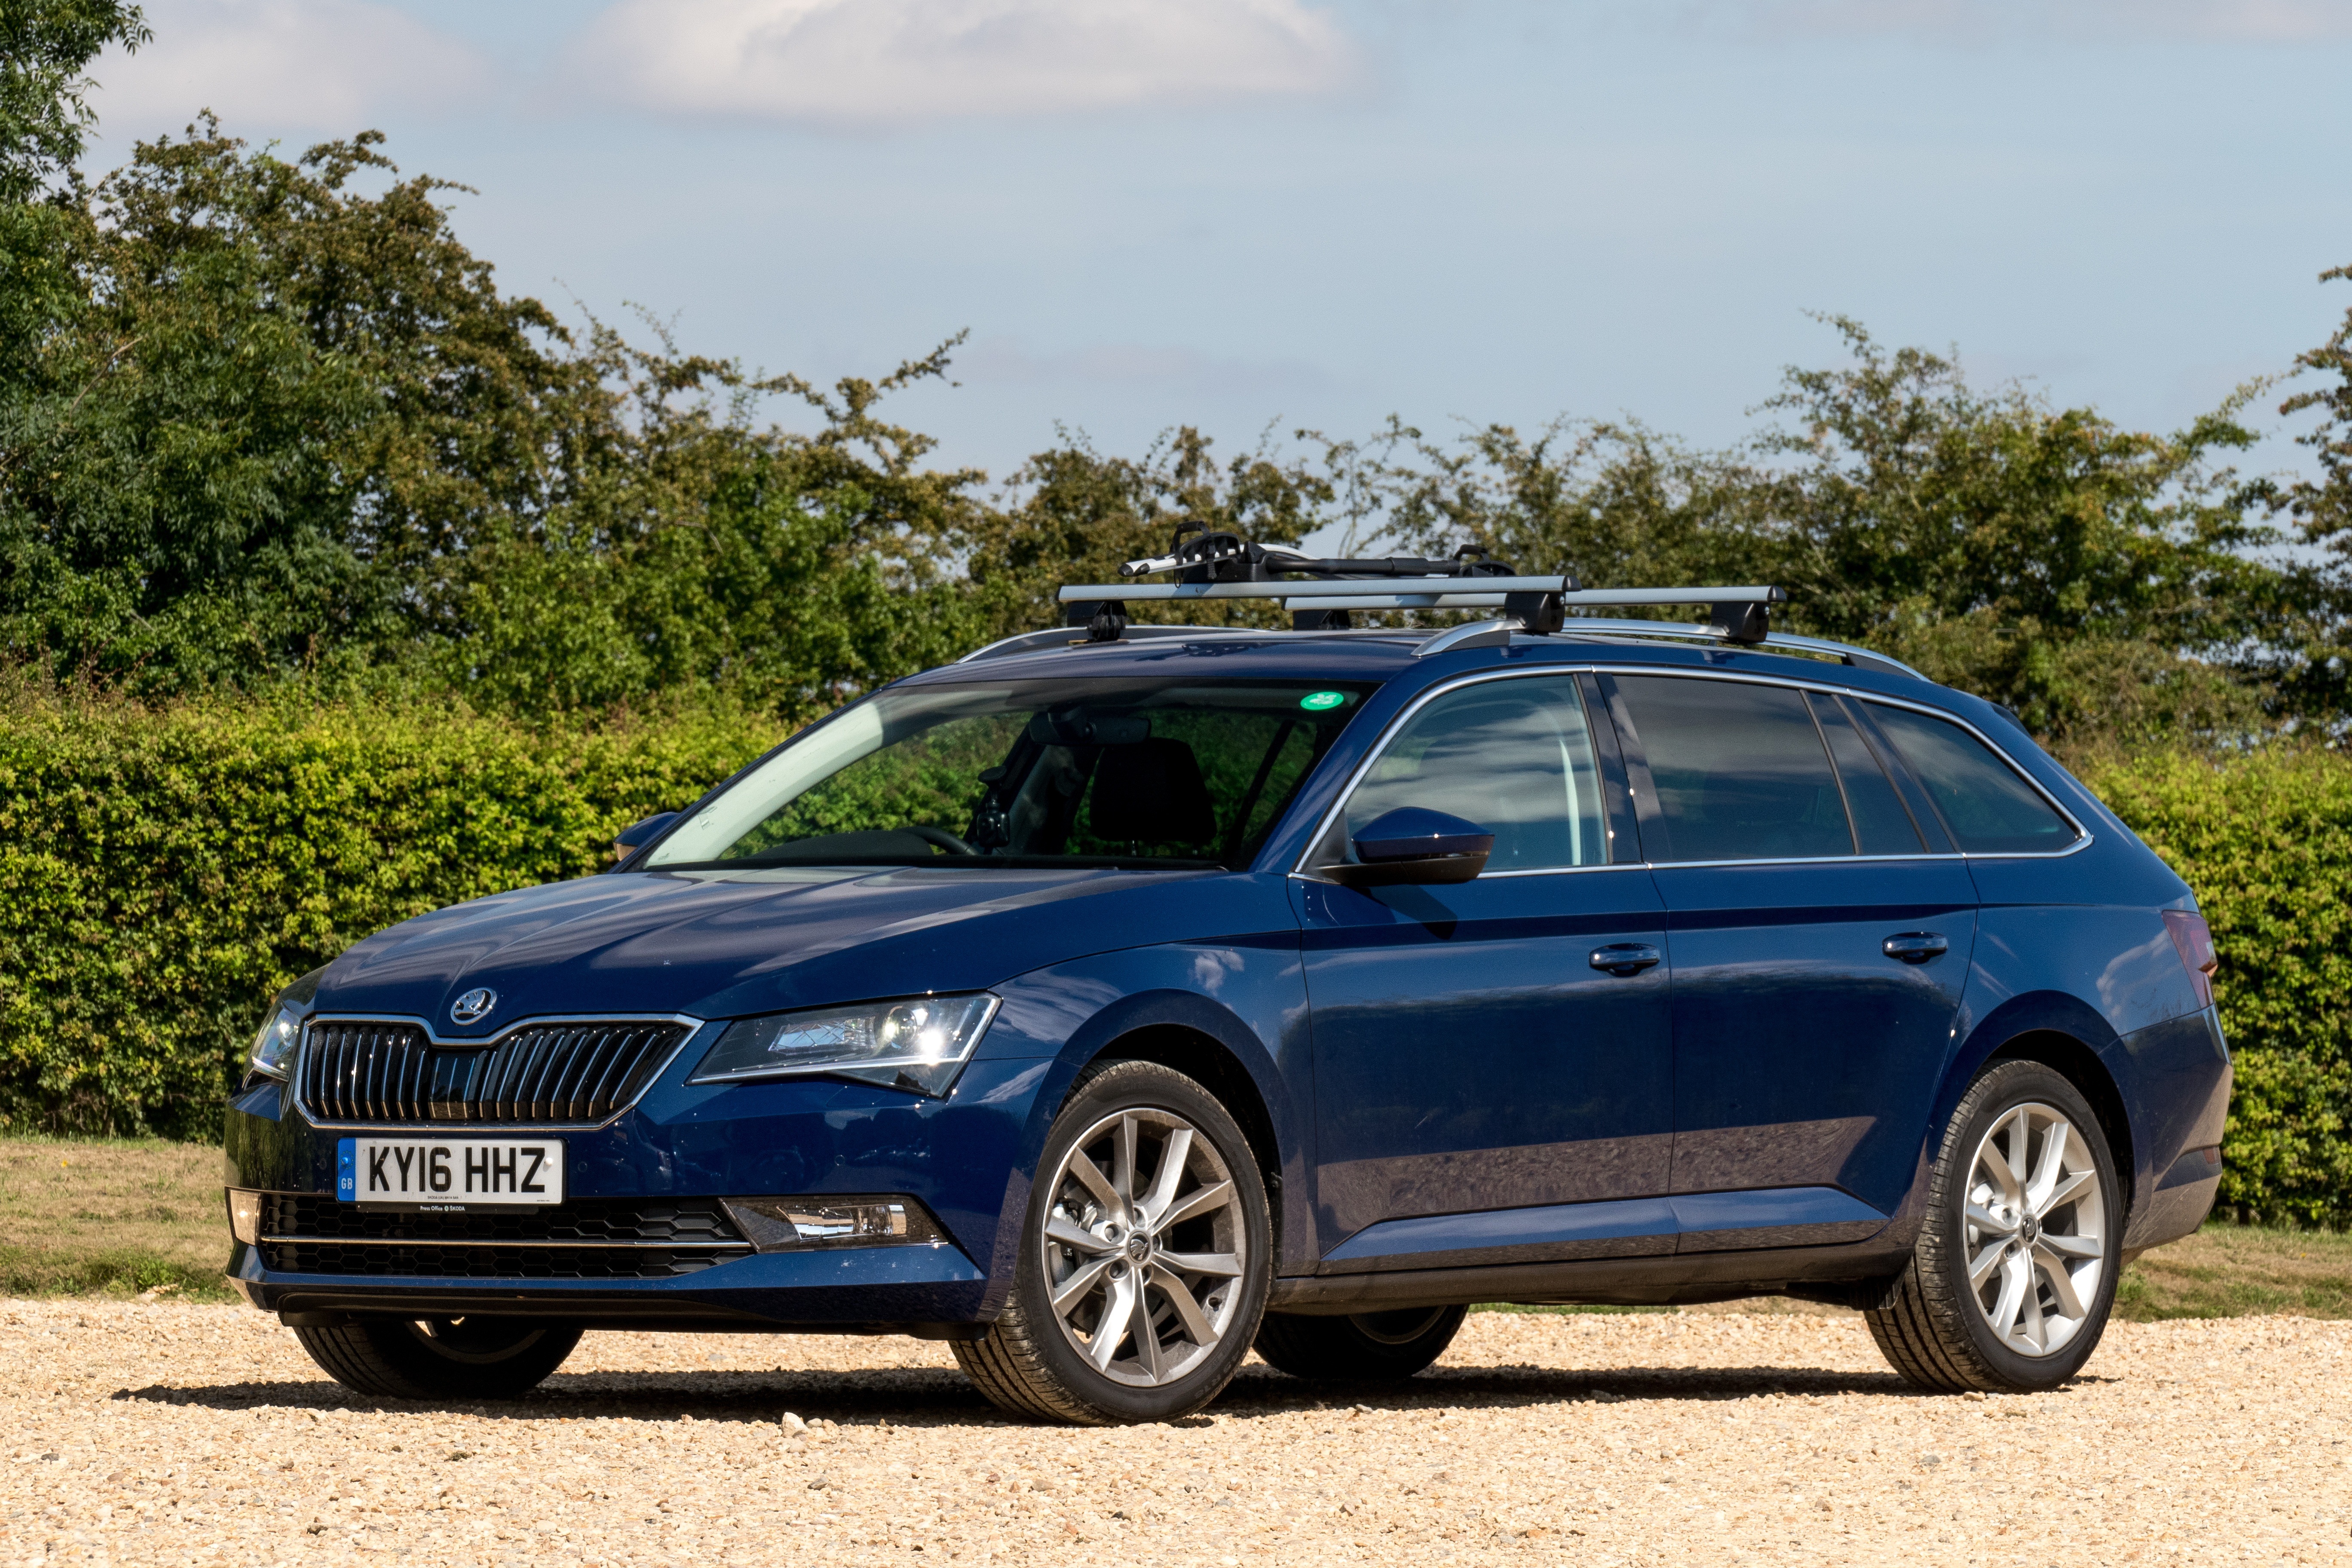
[689,993,999,1096]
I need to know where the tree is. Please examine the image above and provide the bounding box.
[1331,321,2312,752]
[0,110,986,717]
[2282,266,2352,544]
[2275,264,2352,723]
[967,424,1332,639]
[0,0,149,202]
[438,328,986,714]
[3,123,435,688]
[0,0,148,469]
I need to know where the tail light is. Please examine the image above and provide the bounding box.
[2162,910,2217,1009]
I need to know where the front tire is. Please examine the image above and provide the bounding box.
[1255,1305,1467,1381]
[1865,1060,2121,1393]
[954,1060,1273,1424]
[293,1317,583,1400]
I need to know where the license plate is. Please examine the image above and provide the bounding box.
[337,1137,565,1212]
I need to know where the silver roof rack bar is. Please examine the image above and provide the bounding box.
[1056,580,1779,606]
[1058,576,1576,603]
[1293,592,1511,611]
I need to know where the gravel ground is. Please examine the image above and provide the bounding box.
[2,1300,2346,1566]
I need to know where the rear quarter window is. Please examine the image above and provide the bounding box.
[1865,703,2078,854]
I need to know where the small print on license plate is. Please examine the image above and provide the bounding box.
[338,1137,565,1212]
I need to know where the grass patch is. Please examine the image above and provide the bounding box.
[0,1136,235,1302]
[2116,1220,2352,1321]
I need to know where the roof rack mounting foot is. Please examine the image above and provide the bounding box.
[1293,606,1352,631]
[1707,599,1771,645]
[1063,598,1129,643]
[1504,590,1565,635]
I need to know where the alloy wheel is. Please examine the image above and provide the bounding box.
[1962,1101,2107,1357]
[1038,1107,1247,1387]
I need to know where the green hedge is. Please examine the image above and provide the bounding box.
[3,687,2350,1224]
[2084,748,2352,1228]
[0,692,779,1139]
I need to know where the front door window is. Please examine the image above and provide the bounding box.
[1339,678,1610,870]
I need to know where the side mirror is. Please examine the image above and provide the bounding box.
[1326,808,1493,887]
[614,812,680,853]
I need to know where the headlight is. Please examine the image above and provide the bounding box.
[245,966,328,1084]
[687,994,1000,1096]
[248,1003,302,1081]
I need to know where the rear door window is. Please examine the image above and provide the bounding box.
[1863,703,2079,854]
[1608,676,1853,862]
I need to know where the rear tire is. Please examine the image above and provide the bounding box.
[293,1317,583,1400]
[953,1059,1272,1424]
[1864,1060,2121,1393]
[1254,1305,1467,1381]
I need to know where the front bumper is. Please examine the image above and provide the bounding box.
[222,1052,1057,1329]
[226,1239,992,1332]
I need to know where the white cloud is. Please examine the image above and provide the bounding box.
[95,0,491,138]
[560,0,1362,127]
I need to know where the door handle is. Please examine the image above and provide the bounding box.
[1883,931,1949,964]
[1590,943,1663,977]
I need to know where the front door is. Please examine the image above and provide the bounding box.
[1601,673,1975,1243]
[1297,671,1677,1273]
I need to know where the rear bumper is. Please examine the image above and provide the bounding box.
[221,1054,1055,1329]
[2116,1006,2232,1252]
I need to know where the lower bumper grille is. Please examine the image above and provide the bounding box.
[257,1195,749,1280]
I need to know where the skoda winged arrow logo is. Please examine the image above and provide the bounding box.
[449,987,498,1026]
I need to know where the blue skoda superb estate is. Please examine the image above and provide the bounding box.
[223,542,2230,1424]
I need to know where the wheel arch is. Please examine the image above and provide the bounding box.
[988,981,1307,1305]
[1085,1021,1284,1233]
[1940,994,2137,1220]
[1985,1031,2135,1210]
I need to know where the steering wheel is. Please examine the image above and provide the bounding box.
[904,824,977,857]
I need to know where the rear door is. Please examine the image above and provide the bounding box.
[1296,671,1678,1272]
[1599,672,1977,1242]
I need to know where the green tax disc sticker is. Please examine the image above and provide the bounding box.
[1299,690,1349,711]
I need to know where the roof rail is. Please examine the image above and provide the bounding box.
[1554,617,1926,677]
[954,625,1212,664]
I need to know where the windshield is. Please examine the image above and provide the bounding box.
[645,677,1378,872]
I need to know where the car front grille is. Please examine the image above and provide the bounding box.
[257,1195,749,1279]
[297,1019,691,1127]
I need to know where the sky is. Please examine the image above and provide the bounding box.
[81,0,2352,512]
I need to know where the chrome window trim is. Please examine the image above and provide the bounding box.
[1443,861,1654,880]
[294,1012,707,1134]
[1287,662,2088,880]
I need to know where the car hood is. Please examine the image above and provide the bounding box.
[313,864,1286,1037]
